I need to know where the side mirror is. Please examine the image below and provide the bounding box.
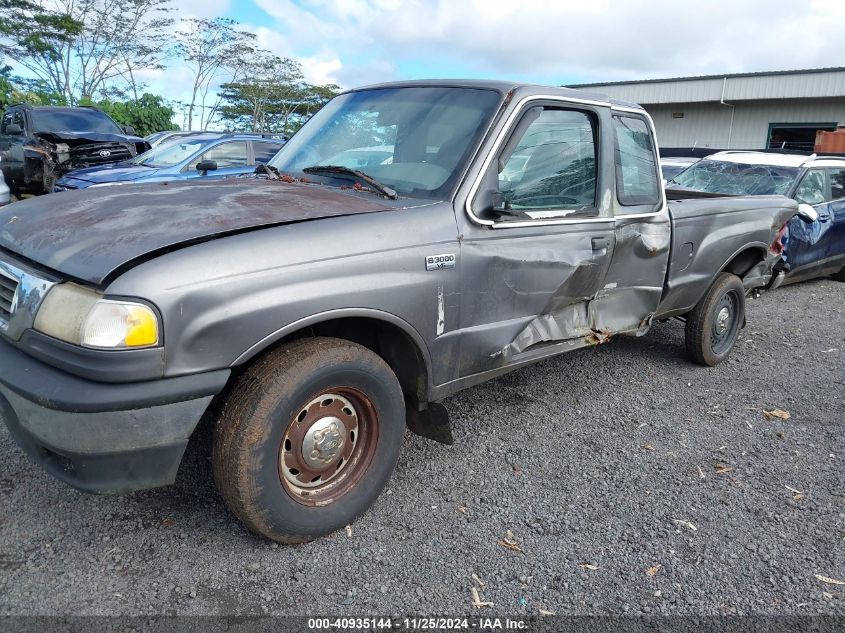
[5,123,22,135]
[123,125,136,135]
[474,188,508,216]
[196,160,218,174]
[796,203,819,223]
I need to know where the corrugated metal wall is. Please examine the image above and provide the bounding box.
[644,99,845,149]
[579,69,845,104]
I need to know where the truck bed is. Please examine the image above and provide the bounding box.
[656,193,798,319]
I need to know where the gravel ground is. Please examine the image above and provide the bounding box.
[0,279,843,617]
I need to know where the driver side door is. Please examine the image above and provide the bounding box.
[788,168,834,276]
[455,101,616,378]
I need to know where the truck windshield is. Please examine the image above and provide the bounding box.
[671,159,799,196]
[269,86,502,198]
[31,109,124,135]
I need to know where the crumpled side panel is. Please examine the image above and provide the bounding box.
[786,214,830,248]
[461,238,603,322]
[495,218,671,362]
[498,302,593,360]
[458,233,608,375]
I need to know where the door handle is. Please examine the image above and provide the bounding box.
[591,237,609,251]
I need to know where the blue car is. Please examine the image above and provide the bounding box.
[669,151,845,284]
[54,133,285,191]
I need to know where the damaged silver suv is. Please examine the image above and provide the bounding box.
[0,80,804,543]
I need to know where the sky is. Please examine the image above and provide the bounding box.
[166,0,845,85]
[117,0,845,124]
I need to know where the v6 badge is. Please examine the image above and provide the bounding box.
[425,253,456,271]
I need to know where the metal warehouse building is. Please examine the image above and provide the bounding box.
[567,67,845,152]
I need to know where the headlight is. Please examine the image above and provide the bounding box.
[34,283,160,349]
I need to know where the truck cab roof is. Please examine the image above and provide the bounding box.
[345,78,641,112]
[6,104,104,113]
[705,150,845,169]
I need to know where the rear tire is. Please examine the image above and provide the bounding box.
[833,267,845,282]
[213,337,405,543]
[685,272,745,367]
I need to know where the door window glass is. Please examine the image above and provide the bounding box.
[189,141,248,170]
[829,169,845,201]
[498,108,597,215]
[794,169,826,205]
[253,141,282,164]
[1,111,23,133]
[613,115,660,206]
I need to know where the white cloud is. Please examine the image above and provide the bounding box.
[299,55,344,85]
[245,25,345,85]
[176,0,232,20]
[135,0,845,127]
[247,0,845,86]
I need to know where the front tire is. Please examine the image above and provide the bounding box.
[684,272,745,367]
[213,337,405,543]
[833,266,845,282]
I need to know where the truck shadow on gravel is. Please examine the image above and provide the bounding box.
[115,320,676,538]
[0,281,842,615]
[171,318,691,520]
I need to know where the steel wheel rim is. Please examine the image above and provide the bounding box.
[711,289,741,355]
[279,387,379,506]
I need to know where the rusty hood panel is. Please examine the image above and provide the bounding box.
[0,179,397,285]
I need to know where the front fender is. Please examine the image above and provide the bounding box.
[232,307,433,378]
[105,202,460,387]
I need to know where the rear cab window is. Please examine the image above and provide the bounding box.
[612,114,661,210]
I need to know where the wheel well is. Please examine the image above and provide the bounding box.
[264,317,429,408]
[722,247,766,278]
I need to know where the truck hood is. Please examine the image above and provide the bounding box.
[0,179,399,285]
[58,163,160,185]
[34,130,148,145]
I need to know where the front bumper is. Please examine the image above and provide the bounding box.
[0,337,229,493]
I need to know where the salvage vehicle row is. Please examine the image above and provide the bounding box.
[54,133,285,190]
[669,150,845,284]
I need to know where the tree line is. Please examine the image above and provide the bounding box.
[0,0,339,136]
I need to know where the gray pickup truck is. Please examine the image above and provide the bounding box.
[0,81,799,543]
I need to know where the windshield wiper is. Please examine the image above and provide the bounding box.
[255,163,280,178]
[302,165,398,200]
